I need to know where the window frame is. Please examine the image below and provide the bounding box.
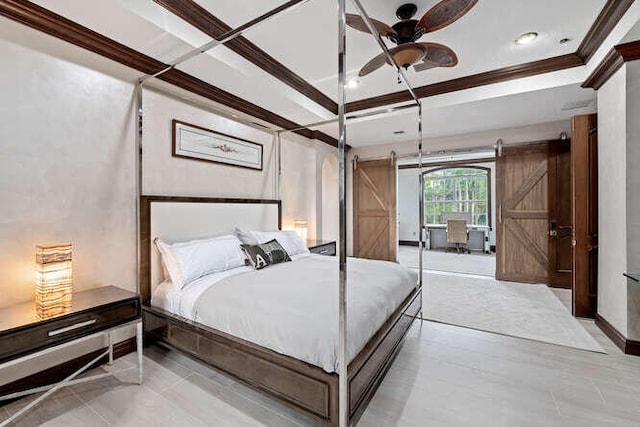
[421,165,492,230]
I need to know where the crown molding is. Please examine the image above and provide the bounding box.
[577,0,636,63]
[582,40,640,89]
[153,0,338,115]
[345,0,633,112]
[2,0,634,142]
[346,54,584,113]
[0,0,340,148]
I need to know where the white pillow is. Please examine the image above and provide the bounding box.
[250,230,310,256]
[233,227,258,245]
[155,235,245,290]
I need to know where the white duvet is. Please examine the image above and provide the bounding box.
[154,254,417,373]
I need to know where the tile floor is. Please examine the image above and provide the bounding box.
[3,317,640,426]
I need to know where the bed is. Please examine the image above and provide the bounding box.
[140,195,422,426]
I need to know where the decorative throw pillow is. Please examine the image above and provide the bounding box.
[241,239,291,270]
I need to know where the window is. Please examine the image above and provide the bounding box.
[423,167,490,226]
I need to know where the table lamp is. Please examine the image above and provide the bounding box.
[35,243,73,318]
[293,220,308,241]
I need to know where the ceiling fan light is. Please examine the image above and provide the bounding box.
[515,32,538,45]
[392,47,424,69]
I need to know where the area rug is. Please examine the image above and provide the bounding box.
[399,246,495,277]
[422,271,605,353]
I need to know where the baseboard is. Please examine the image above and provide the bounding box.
[0,337,136,400]
[595,314,640,356]
[548,283,572,290]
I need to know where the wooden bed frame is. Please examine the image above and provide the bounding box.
[140,195,422,426]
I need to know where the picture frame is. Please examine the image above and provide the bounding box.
[172,119,263,171]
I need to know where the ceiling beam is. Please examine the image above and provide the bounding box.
[153,0,338,115]
[576,0,636,63]
[582,39,640,89]
[346,53,584,112]
[345,0,633,112]
[0,0,340,148]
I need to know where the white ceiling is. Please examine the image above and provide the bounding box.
[200,0,605,99]
[30,0,611,146]
[316,83,597,147]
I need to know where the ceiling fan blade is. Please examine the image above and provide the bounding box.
[358,52,388,77]
[413,62,436,73]
[417,0,478,33]
[417,42,458,68]
[346,13,396,37]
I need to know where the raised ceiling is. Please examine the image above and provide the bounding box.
[20,0,627,146]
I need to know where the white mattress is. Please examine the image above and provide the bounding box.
[151,254,417,373]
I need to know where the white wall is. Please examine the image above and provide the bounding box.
[321,154,339,242]
[598,68,629,336]
[397,168,420,242]
[0,20,322,385]
[625,61,640,339]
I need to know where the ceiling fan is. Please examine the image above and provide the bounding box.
[347,0,478,77]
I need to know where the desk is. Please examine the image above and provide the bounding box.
[425,224,490,253]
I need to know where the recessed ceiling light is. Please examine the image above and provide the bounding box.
[515,32,538,45]
[559,38,572,45]
[346,78,360,89]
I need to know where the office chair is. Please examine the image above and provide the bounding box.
[446,219,470,254]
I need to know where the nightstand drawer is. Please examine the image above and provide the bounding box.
[309,242,336,256]
[0,298,140,363]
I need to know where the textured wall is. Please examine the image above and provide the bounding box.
[597,67,628,336]
[625,61,640,340]
[0,20,321,384]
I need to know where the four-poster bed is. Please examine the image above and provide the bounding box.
[139,196,421,426]
[134,0,426,425]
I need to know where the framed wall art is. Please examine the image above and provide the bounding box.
[172,119,263,171]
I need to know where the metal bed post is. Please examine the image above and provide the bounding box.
[417,102,424,319]
[337,0,348,424]
[131,1,427,423]
[275,103,419,134]
[135,79,143,296]
[276,131,282,200]
[139,0,310,82]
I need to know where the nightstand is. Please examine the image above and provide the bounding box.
[0,286,142,425]
[307,240,337,256]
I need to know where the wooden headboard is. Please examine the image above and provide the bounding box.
[139,196,282,304]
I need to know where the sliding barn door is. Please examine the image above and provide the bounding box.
[353,159,397,261]
[496,143,550,283]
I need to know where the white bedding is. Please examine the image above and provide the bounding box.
[152,254,417,373]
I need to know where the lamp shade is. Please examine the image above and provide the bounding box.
[35,243,72,318]
[293,220,308,241]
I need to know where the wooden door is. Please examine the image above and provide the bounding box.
[572,114,598,318]
[353,159,397,261]
[548,140,573,288]
[496,143,550,283]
